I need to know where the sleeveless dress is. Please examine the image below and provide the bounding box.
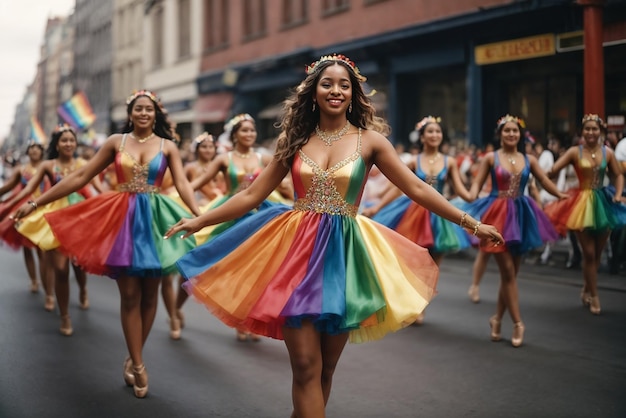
[0,165,48,250]
[42,135,198,278]
[544,145,626,235]
[372,155,470,253]
[176,129,438,343]
[463,153,559,254]
[194,151,284,244]
[16,160,90,251]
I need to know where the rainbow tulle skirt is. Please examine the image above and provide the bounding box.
[177,205,439,343]
[463,195,559,254]
[544,188,626,235]
[372,196,470,253]
[42,191,197,278]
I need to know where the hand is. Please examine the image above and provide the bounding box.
[361,206,378,217]
[613,195,623,204]
[164,216,204,240]
[558,192,569,200]
[10,203,35,221]
[474,223,504,247]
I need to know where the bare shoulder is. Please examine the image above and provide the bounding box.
[360,129,393,158]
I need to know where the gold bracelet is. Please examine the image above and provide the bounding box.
[27,200,38,209]
[460,212,468,228]
[473,221,482,236]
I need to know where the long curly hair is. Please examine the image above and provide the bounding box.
[121,93,173,140]
[274,59,389,167]
[46,127,78,160]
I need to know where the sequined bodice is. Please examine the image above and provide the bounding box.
[575,145,606,190]
[115,134,167,193]
[227,152,263,194]
[416,155,448,193]
[292,129,366,217]
[489,152,530,198]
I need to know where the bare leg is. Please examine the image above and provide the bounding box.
[575,230,608,314]
[468,250,490,303]
[22,247,38,292]
[52,250,72,335]
[284,321,349,418]
[41,251,55,311]
[492,252,522,323]
[71,263,89,309]
[161,275,181,339]
[175,275,188,327]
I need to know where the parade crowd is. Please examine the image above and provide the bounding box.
[0,54,623,418]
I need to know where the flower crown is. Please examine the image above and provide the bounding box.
[224,113,254,132]
[190,132,214,153]
[54,123,76,134]
[416,116,442,131]
[497,114,526,129]
[582,113,605,126]
[305,54,366,82]
[126,89,159,105]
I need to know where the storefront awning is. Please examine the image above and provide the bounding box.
[194,92,233,123]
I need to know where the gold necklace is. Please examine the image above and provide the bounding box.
[131,132,155,143]
[315,122,350,146]
[423,153,439,164]
[234,150,253,159]
[502,151,517,165]
[585,146,601,159]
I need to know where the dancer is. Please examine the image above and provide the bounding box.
[10,126,99,324]
[465,115,565,347]
[363,116,472,324]
[12,90,201,398]
[544,114,626,315]
[165,54,502,417]
[0,140,49,295]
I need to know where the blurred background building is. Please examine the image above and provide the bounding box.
[3,0,626,152]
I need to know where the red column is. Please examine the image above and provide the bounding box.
[578,0,606,118]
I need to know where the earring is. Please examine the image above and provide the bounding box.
[348,102,352,113]
[312,102,316,112]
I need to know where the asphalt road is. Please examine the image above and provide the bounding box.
[0,248,625,418]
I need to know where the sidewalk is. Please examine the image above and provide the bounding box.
[443,242,626,293]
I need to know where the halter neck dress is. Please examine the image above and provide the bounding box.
[16,159,90,251]
[42,135,198,278]
[463,152,559,254]
[544,145,626,234]
[372,154,470,253]
[177,129,438,343]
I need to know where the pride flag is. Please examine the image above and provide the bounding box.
[57,91,96,130]
[30,116,47,145]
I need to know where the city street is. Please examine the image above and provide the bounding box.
[0,247,624,418]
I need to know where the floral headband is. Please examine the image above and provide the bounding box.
[54,124,76,134]
[582,114,605,126]
[224,113,254,132]
[416,116,442,131]
[497,114,526,129]
[305,53,367,82]
[190,132,214,153]
[126,89,159,105]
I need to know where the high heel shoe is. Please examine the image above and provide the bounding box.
[132,364,148,398]
[489,316,502,342]
[589,296,601,315]
[169,318,181,340]
[511,322,525,347]
[79,289,89,310]
[580,288,591,307]
[59,315,73,336]
[413,311,425,326]
[123,357,135,387]
[468,285,480,303]
[236,330,248,341]
[44,295,55,312]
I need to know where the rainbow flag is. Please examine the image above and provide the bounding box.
[30,116,47,145]
[57,91,96,130]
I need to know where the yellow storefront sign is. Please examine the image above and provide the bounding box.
[475,34,555,65]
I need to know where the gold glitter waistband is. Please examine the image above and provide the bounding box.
[293,198,358,217]
[116,183,161,193]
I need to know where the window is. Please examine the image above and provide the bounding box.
[204,0,229,51]
[281,0,307,28]
[322,0,349,16]
[243,0,267,41]
[178,0,191,58]
[153,5,164,68]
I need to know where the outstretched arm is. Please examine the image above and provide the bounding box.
[165,159,289,239]
[0,167,22,197]
[529,155,567,200]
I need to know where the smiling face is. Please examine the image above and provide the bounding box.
[315,63,352,117]
[500,122,521,149]
[233,120,257,148]
[57,131,77,158]
[582,120,602,147]
[27,145,43,162]
[197,139,217,161]
[421,123,443,149]
[130,96,156,131]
